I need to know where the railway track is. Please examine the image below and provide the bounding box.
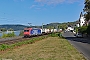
[0,37,31,45]
[0,33,50,45]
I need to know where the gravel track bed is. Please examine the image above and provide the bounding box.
[0,37,30,45]
[0,36,23,42]
[0,34,48,45]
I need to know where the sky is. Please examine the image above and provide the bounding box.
[0,0,84,26]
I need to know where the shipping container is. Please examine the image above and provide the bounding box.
[30,28,41,35]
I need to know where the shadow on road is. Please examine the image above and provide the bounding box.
[65,37,90,44]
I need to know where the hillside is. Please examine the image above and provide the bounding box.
[0,21,77,31]
[0,25,27,31]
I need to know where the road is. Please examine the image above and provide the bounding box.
[62,32,90,60]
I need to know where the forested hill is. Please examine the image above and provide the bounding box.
[0,21,77,31]
[0,25,27,31]
[43,21,77,29]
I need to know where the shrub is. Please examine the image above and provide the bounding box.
[1,33,8,38]
[0,35,48,51]
[79,26,87,34]
[1,32,16,38]
[87,25,90,35]
[7,32,15,37]
[0,44,9,51]
[19,30,24,36]
[49,32,60,37]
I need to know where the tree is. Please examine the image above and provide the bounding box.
[87,25,90,35]
[0,28,7,32]
[58,24,67,31]
[79,26,87,34]
[83,0,90,21]
[8,28,14,31]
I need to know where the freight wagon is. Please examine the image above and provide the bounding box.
[24,28,41,37]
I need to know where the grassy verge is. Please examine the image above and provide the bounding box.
[0,36,48,51]
[0,32,62,51]
[0,37,86,60]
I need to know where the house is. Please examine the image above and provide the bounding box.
[76,12,85,27]
[79,12,85,27]
[66,27,74,32]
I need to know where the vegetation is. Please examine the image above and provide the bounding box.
[78,26,87,34]
[0,36,48,51]
[44,22,76,31]
[75,0,90,35]
[0,33,64,51]
[0,22,77,31]
[0,28,7,32]
[83,0,90,21]
[74,0,90,36]
[19,30,24,36]
[49,32,63,38]
[1,32,16,38]
[75,25,90,36]
[74,27,78,34]
[8,28,14,31]
[87,25,90,35]
[0,24,27,31]
[0,37,86,60]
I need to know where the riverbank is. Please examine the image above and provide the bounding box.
[0,31,20,37]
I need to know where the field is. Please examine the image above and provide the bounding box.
[0,37,86,60]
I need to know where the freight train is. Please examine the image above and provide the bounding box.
[24,28,42,37]
[24,28,62,38]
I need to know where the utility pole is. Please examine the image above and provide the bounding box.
[42,23,43,29]
[42,23,44,33]
[28,23,32,28]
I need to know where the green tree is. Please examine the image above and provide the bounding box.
[2,32,16,38]
[87,25,90,35]
[79,26,87,34]
[58,24,67,31]
[74,27,79,34]
[19,30,24,36]
[83,0,90,21]
[8,28,14,31]
[1,28,7,32]
[47,26,54,29]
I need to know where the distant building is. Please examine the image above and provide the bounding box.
[79,12,85,27]
[76,24,80,27]
[76,12,85,27]
[67,27,74,31]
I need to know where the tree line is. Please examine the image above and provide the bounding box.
[77,0,90,35]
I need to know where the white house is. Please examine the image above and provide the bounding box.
[76,24,80,27]
[79,12,85,27]
[67,27,74,31]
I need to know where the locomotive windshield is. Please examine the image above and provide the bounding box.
[24,30,29,32]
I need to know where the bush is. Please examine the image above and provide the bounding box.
[0,44,9,51]
[87,25,90,35]
[19,30,24,36]
[79,26,87,34]
[1,33,8,38]
[0,35,48,51]
[49,32,61,37]
[2,32,16,38]
[7,32,16,37]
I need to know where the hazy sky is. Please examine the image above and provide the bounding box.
[0,0,84,26]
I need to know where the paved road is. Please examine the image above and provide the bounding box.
[62,32,90,60]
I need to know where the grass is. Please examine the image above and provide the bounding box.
[0,37,86,60]
[0,36,48,51]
